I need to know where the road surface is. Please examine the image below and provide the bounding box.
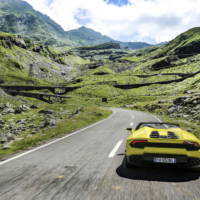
[0,108,200,200]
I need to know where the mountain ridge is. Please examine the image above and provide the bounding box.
[0,0,152,49]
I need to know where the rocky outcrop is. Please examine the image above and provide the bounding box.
[151,58,173,70]
[166,95,200,121]
[174,40,200,58]
[0,33,27,49]
[0,103,84,149]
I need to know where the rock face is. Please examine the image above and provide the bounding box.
[174,40,200,58]
[0,103,31,115]
[15,105,30,114]
[166,95,200,121]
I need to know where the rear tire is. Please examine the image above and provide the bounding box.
[125,156,132,168]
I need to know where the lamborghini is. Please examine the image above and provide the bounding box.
[125,122,200,168]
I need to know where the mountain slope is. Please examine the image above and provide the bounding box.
[65,26,151,49]
[0,0,70,45]
[151,27,200,58]
[0,32,74,85]
[65,26,113,46]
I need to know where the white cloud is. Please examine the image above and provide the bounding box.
[23,0,200,44]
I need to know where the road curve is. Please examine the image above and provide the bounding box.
[0,108,200,200]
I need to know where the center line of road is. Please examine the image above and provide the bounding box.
[130,122,134,126]
[108,140,123,158]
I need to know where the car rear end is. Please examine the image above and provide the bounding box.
[126,128,200,167]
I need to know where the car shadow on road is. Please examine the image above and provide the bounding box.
[116,157,200,182]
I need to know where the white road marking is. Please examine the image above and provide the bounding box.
[0,110,116,167]
[154,116,162,122]
[108,140,123,158]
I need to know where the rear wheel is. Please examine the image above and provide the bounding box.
[125,156,132,168]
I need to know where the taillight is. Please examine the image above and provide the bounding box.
[183,141,200,148]
[130,140,148,146]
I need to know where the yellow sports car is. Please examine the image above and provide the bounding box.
[125,122,200,168]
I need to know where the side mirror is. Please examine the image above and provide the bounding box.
[126,128,132,131]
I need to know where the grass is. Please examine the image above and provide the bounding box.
[119,56,138,62]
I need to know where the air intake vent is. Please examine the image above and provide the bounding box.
[150,131,159,138]
[167,131,178,139]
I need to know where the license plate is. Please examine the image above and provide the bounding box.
[153,157,176,163]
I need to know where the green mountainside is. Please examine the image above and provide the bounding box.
[65,26,113,46]
[152,27,200,58]
[0,0,70,46]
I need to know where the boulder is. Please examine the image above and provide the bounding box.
[167,106,176,114]
[16,119,27,125]
[0,135,8,143]
[2,142,13,150]
[0,120,5,128]
[7,133,15,141]
[15,105,30,113]
[2,108,15,114]
[185,90,194,94]
[173,96,189,105]
[42,118,56,128]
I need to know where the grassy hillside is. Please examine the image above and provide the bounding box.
[0,31,97,87]
[0,32,72,85]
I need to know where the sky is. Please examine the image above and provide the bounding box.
[23,0,200,44]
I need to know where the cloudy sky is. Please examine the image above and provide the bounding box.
[24,0,200,44]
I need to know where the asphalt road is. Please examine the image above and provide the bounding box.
[0,108,200,200]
